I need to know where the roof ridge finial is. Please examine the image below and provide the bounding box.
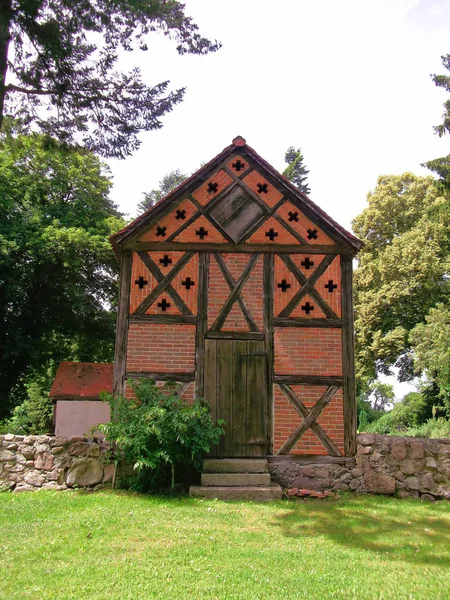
[232,135,246,147]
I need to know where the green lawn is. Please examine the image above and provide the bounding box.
[0,491,449,600]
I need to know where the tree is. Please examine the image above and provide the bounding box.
[410,304,450,409]
[283,146,310,195]
[0,1,220,158]
[137,168,187,213]
[352,173,450,384]
[370,381,394,411]
[0,130,124,419]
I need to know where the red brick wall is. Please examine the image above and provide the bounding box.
[274,328,342,376]
[126,323,196,373]
[273,385,344,455]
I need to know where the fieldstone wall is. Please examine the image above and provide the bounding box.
[269,434,450,500]
[0,434,114,493]
[2,433,449,499]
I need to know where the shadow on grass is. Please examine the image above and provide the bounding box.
[272,494,450,566]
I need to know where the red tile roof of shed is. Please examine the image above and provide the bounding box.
[50,362,113,400]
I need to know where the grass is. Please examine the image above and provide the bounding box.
[0,490,449,599]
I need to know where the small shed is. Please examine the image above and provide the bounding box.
[50,362,113,437]
[110,137,362,458]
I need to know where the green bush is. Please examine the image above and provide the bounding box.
[0,380,53,435]
[99,378,224,492]
[403,417,450,439]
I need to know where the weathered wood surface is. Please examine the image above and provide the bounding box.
[205,331,265,340]
[274,317,342,328]
[263,253,275,455]
[113,250,132,398]
[341,254,357,456]
[195,252,209,399]
[125,242,350,255]
[274,374,343,386]
[129,314,197,324]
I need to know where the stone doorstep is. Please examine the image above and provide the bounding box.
[190,484,283,501]
[201,473,271,487]
[203,458,268,473]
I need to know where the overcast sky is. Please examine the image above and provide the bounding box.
[108,0,450,398]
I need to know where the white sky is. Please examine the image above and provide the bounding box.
[108,0,450,399]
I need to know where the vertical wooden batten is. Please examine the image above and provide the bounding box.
[113,249,133,398]
[195,252,209,399]
[263,253,275,455]
[341,254,357,456]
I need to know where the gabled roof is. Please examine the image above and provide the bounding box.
[50,362,113,400]
[110,136,362,254]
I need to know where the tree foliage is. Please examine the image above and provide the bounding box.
[0,1,220,158]
[352,173,450,385]
[137,168,187,213]
[283,146,310,195]
[0,130,124,418]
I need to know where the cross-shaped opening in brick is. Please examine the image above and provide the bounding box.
[155,226,167,237]
[265,228,278,241]
[288,211,299,222]
[257,182,269,194]
[159,255,172,267]
[157,298,171,312]
[182,277,195,290]
[196,226,208,239]
[301,257,314,270]
[135,276,148,289]
[301,301,314,314]
[232,159,246,172]
[207,181,219,193]
[325,279,338,293]
[175,209,186,220]
[307,228,318,240]
[277,279,291,292]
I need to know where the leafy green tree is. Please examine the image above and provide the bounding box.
[410,304,450,409]
[370,381,395,411]
[137,168,187,213]
[352,173,449,384]
[0,1,220,158]
[283,146,310,195]
[0,130,124,419]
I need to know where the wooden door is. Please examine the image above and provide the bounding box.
[205,339,268,457]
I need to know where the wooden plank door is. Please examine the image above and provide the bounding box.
[205,339,268,457]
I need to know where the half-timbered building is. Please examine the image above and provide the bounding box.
[110,136,362,459]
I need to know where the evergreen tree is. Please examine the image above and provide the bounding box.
[138,169,187,213]
[283,146,311,195]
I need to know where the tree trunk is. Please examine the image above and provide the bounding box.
[0,0,12,130]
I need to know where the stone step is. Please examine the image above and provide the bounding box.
[190,484,283,501]
[201,472,271,487]
[203,458,268,474]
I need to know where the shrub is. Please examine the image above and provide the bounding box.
[0,380,53,435]
[403,417,450,439]
[99,378,224,492]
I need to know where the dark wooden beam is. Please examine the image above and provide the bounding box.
[210,254,259,331]
[126,372,195,382]
[205,331,265,341]
[277,386,339,455]
[129,314,197,324]
[263,253,275,455]
[277,383,342,457]
[213,253,259,332]
[341,254,357,457]
[195,252,209,398]
[274,317,342,328]
[125,242,350,255]
[113,250,133,398]
[272,212,309,245]
[274,374,343,386]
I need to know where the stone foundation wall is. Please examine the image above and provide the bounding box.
[269,434,450,500]
[0,434,114,492]
[2,433,449,499]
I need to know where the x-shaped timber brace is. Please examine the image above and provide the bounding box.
[134,251,194,315]
[276,253,339,320]
[277,384,342,456]
[211,253,260,332]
